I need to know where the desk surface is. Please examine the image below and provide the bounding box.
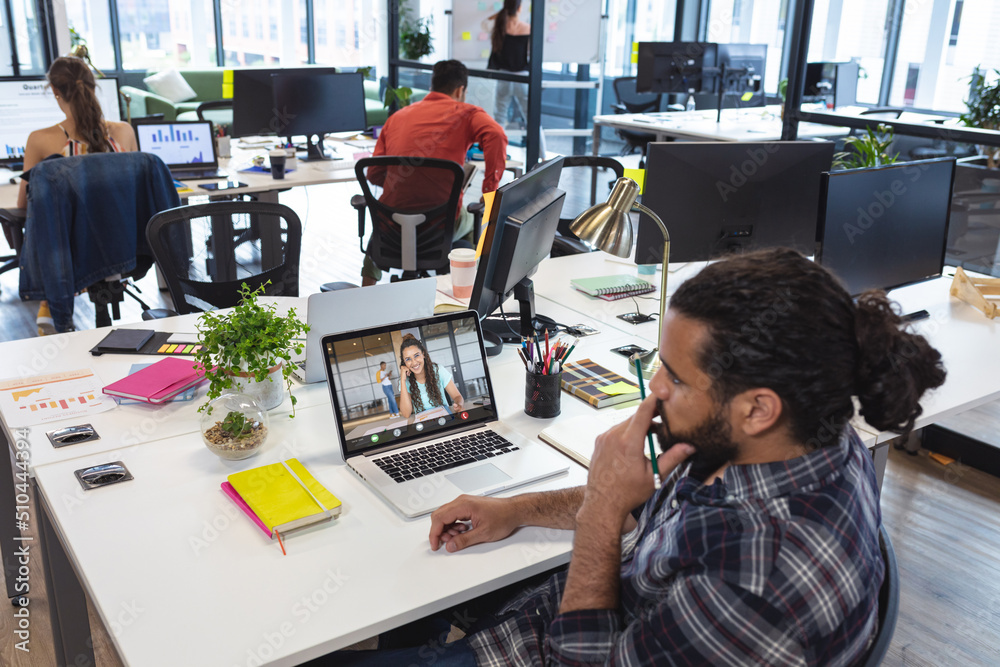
[593,107,847,143]
[23,297,639,665]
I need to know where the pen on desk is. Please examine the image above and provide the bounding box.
[634,359,662,490]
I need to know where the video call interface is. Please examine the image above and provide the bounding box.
[325,316,494,454]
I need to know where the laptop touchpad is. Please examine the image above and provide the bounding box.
[446,464,511,492]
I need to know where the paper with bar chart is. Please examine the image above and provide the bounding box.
[0,369,115,428]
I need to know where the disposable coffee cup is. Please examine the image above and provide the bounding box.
[449,248,477,299]
[268,149,287,180]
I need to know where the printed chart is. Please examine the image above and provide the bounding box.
[0,369,115,428]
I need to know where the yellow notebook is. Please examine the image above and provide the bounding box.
[227,459,342,536]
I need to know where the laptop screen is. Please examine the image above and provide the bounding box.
[135,121,217,168]
[323,312,497,456]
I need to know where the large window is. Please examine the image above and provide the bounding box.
[707,0,788,92]
[221,0,305,66]
[5,0,47,76]
[889,0,1000,112]
[65,1,116,70]
[115,0,217,71]
[807,0,889,104]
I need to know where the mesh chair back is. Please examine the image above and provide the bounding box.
[613,77,661,114]
[355,156,464,274]
[146,201,301,314]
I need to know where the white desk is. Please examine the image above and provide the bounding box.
[592,106,848,157]
[17,297,635,665]
[0,144,360,210]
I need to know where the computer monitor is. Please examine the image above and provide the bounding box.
[0,77,121,165]
[231,66,339,139]
[716,43,766,107]
[817,158,955,298]
[635,141,835,264]
[636,42,719,94]
[270,71,367,160]
[804,62,836,99]
[469,158,566,356]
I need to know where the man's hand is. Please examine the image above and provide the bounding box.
[429,495,520,552]
[584,395,694,522]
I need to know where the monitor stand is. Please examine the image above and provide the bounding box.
[482,278,558,357]
[301,134,338,161]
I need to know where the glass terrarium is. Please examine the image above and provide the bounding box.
[200,393,269,460]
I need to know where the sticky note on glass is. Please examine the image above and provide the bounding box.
[623,168,645,194]
[462,31,472,41]
[598,381,639,396]
[741,91,754,101]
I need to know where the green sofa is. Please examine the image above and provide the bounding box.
[121,69,227,122]
[122,68,396,130]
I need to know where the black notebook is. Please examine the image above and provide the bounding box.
[95,329,155,352]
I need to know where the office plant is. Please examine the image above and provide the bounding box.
[960,68,1000,169]
[833,124,898,170]
[194,282,308,415]
[399,1,433,61]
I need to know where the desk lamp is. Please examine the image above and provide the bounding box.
[570,177,670,377]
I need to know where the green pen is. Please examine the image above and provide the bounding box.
[634,359,662,490]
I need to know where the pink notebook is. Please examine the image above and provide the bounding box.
[102,356,206,404]
[221,482,272,537]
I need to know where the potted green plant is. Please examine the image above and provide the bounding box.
[960,68,1000,169]
[383,85,414,114]
[399,0,433,61]
[194,282,309,415]
[832,123,898,170]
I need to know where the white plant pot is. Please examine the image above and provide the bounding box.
[231,363,286,411]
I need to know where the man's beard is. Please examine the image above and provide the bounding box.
[653,399,738,473]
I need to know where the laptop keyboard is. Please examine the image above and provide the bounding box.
[374,431,520,483]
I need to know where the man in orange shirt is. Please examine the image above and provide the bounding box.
[362,60,508,285]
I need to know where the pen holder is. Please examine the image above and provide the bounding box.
[524,371,562,419]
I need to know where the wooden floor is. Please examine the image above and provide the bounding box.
[3,150,1000,664]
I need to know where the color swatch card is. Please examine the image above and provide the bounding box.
[0,369,115,427]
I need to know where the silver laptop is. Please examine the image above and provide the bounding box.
[322,311,570,518]
[293,278,437,384]
[134,120,228,179]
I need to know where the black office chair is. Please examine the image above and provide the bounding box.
[857,525,900,667]
[551,156,625,257]
[349,156,464,283]
[196,99,234,128]
[1,152,180,331]
[612,78,663,167]
[146,200,301,314]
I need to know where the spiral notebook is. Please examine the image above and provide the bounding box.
[571,275,655,301]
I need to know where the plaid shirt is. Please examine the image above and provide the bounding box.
[467,428,883,666]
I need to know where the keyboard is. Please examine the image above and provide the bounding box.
[374,431,520,483]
